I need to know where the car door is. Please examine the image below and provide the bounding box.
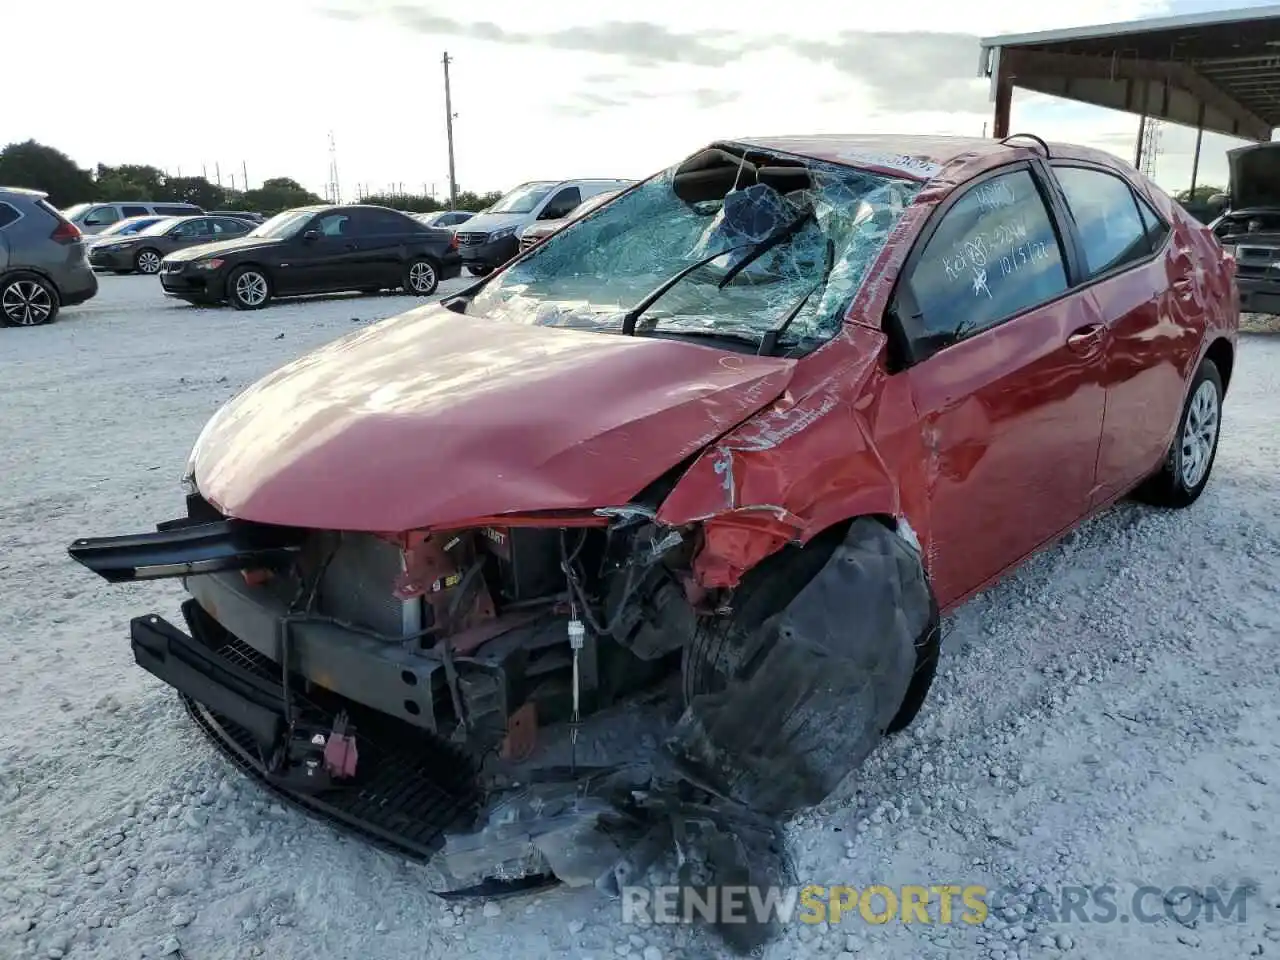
[344,208,409,286]
[891,162,1107,607]
[284,210,360,294]
[1049,163,1187,506]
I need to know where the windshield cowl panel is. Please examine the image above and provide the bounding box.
[469,148,921,355]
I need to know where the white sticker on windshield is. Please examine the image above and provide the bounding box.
[836,151,942,181]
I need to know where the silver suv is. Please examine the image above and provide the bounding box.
[0,187,98,326]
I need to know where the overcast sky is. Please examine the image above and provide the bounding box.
[9,0,1273,200]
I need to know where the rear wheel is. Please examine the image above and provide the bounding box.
[1133,359,1223,509]
[228,267,272,310]
[405,257,439,295]
[0,273,59,326]
[134,248,162,275]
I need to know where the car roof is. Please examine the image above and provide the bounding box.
[0,186,48,199]
[733,134,1133,185]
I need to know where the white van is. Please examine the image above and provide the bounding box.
[62,201,205,235]
[454,179,633,275]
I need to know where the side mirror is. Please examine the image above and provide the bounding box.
[301,229,320,243]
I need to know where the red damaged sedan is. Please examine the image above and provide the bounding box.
[69,133,1236,896]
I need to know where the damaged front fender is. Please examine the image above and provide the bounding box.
[657,327,906,588]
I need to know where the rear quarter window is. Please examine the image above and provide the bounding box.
[0,203,20,229]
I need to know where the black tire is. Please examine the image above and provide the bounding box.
[466,264,493,277]
[227,266,272,311]
[681,520,940,734]
[134,248,163,275]
[1133,359,1223,509]
[0,272,60,326]
[404,257,440,296]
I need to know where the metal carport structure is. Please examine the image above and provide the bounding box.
[978,5,1280,193]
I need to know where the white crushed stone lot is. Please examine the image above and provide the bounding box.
[1,274,1279,960]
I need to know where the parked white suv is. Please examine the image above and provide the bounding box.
[454,179,632,275]
[62,201,204,235]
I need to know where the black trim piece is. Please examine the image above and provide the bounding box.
[67,519,305,583]
[132,613,285,745]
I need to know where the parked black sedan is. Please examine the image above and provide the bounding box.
[159,205,462,309]
[89,215,255,275]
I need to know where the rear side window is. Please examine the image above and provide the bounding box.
[154,205,197,216]
[122,205,149,217]
[212,218,248,235]
[0,203,19,229]
[357,209,415,233]
[1053,166,1151,278]
[906,168,1068,345]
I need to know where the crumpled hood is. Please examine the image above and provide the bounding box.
[1228,143,1280,210]
[192,304,797,531]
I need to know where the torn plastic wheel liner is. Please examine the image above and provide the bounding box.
[439,518,931,953]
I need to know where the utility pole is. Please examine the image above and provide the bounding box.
[202,163,208,181]
[230,174,237,191]
[327,131,342,204]
[215,162,222,187]
[443,51,458,210]
[242,160,249,192]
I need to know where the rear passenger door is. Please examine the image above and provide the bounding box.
[1049,164,1183,504]
[347,208,414,285]
[891,163,1107,607]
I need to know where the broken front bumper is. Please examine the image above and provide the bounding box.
[131,598,496,870]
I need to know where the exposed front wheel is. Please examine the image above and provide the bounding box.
[228,267,272,310]
[1133,358,1223,509]
[135,249,162,275]
[405,258,439,295]
[0,273,59,326]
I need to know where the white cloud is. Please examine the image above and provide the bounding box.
[5,0,1253,200]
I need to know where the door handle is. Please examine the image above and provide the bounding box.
[1066,324,1104,353]
[344,242,358,251]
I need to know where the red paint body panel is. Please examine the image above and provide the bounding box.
[194,306,795,531]
[191,134,1238,615]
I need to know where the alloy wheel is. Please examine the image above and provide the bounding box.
[408,261,437,293]
[1,280,54,326]
[235,271,268,307]
[1179,379,1219,489]
[137,251,162,274]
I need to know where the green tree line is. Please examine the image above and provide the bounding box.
[0,140,502,215]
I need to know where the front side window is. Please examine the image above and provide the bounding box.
[314,212,351,236]
[1054,166,1151,277]
[469,152,920,352]
[84,206,119,226]
[540,187,581,220]
[906,168,1067,347]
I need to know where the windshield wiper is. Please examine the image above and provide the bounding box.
[758,238,835,357]
[620,241,756,335]
[713,207,816,291]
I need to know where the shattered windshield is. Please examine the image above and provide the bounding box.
[469,151,920,351]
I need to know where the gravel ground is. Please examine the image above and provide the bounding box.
[1,275,1278,960]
